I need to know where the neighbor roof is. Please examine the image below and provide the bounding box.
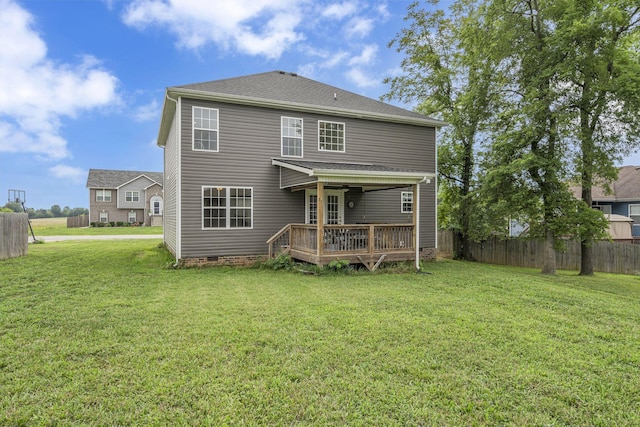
[570,166,640,202]
[158,71,446,146]
[86,169,163,189]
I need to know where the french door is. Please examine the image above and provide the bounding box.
[305,189,344,225]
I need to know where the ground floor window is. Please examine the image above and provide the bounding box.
[99,211,108,223]
[203,186,253,229]
[401,191,413,213]
[128,211,137,223]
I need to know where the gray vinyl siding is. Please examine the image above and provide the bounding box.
[163,112,179,256]
[280,168,315,189]
[177,97,437,258]
[118,177,155,209]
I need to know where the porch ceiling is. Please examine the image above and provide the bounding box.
[273,158,434,189]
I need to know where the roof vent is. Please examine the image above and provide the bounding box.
[290,72,297,77]
[278,70,285,74]
[334,92,337,100]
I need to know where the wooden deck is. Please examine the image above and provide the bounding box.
[267,223,415,270]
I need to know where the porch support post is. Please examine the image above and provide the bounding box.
[317,181,324,259]
[414,183,420,270]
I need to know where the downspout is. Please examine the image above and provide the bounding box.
[164,92,180,266]
[415,181,421,270]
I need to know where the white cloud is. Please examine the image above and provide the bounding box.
[0,0,119,160]
[345,68,379,88]
[49,164,87,183]
[123,0,305,60]
[345,16,374,39]
[320,1,358,19]
[348,44,378,66]
[134,99,160,122]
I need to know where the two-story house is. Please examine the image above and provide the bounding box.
[156,71,445,269]
[86,169,163,226]
[590,166,640,237]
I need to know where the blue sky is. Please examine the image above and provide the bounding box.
[1,0,638,210]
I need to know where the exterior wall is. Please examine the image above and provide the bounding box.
[616,202,640,236]
[163,110,179,256]
[177,97,437,259]
[280,168,315,189]
[89,185,162,226]
[89,188,118,223]
[145,183,163,226]
[118,176,156,209]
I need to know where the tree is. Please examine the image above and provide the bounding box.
[51,205,62,217]
[384,0,503,260]
[555,0,640,275]
[480,0,585,274]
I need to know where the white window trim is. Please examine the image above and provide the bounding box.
[401,191,413,213]
[96,189,111,202]
[192,106,219,152]
[318,120,346,153]
[281,116,303,158]
[202,186,254,230]
[128,211,137,223]
[305,189,345,225]
[125,191,140,202]
[629,204,640,216]
[99,211,108,223]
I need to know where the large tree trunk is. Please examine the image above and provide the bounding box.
[452,230,471,261]
[541,229,557,275]
[579,100,595,276]
[580,182,595,276]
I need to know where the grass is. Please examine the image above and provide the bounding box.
[1,240,639,425]
[29,217,162,236]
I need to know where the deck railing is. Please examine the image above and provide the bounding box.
[283,223,415,255]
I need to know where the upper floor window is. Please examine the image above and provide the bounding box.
[125,191,140,202]
[96,190,111,202]
[401,191,413,213]
[203,186,253,229]
[282,117,303,157]
[629,204,640,216]
[193,106,219,151]
[318,121,345,152]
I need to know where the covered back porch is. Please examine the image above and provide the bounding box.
[267,159,434,270]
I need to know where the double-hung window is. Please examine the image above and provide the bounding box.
[96,190,111,202]
[203,186,253,229]
[282,117,303,157]
[128,211,137,223]
[630,204,640,216]
[318,121,345,152]
[125,191,140,202]
[401,191,413,213]
[193,107,219,151]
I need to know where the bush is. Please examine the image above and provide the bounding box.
[260,254,295,271]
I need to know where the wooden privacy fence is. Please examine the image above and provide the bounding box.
[67,215,89,228]
[437,230,640,275]
[0,213,28,260]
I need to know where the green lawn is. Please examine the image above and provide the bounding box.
[30,217,162,236]
[1,240,639,425]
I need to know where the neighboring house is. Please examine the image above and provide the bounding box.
[156,71,445,269]
[570,165,640,237]
[86,169,164,226]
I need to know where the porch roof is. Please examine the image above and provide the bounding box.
[272,158,434,188]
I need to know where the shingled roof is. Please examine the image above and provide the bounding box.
[570,166,640,201]
[174,71,441,123]
[86,169,163,189]
[158,71,445,146]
